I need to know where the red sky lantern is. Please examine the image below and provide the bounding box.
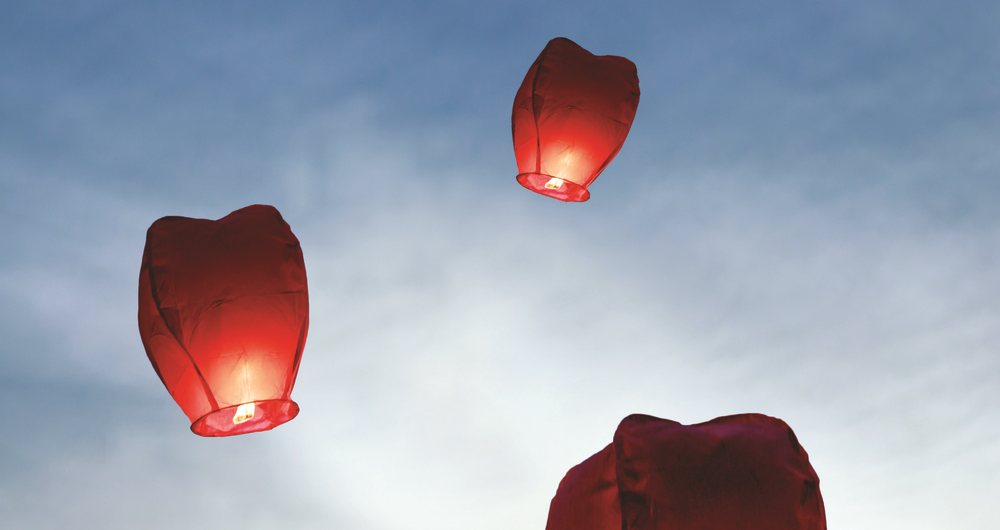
[512,37,640,202]
[138,205,308,437]
[546,413,826,530]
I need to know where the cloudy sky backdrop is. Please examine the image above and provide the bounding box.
[3,1,1000,529]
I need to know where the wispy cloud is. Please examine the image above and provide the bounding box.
[2,2,1000,529]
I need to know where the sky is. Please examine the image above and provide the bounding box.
[2,1,1000,528]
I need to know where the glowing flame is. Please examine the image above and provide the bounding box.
[233,402,255,424]
[545,177,564,189]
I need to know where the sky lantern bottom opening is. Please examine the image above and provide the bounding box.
[190,399,299,437]
[517,173,591,202]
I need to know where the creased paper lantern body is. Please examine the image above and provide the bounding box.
[546,414,826,530]
[512,37,640,202]
[138,205,308,437]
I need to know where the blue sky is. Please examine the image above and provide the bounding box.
[2,1,1000,528]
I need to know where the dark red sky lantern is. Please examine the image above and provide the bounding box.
[138,205,308,437]
[546,414,826,530]
[512,37,640,202]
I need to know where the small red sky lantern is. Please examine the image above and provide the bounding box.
[512,37,640,202]
[138,205,308,437]
[546,413,826,530]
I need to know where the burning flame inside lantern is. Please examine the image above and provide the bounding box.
[233,403,256,424]
[545,177,565,189]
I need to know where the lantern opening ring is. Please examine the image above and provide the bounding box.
[190,398,300,437]
[516,173,591,202]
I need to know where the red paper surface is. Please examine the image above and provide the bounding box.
[512,37,640,202]
[546,414,826,530]
[138,205,308,437]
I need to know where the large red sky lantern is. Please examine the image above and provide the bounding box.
[138,205,308,437]
[546,413,827,530]
[512,37,640,202]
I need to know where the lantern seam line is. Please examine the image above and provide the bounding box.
[591,103,637,184]
[530,40,553,176]
[285,308,308,400]
[144,235,221,412]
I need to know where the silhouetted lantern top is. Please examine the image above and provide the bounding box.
[546,413,826,530]
[138,205,308,437]
[512,37,640,202]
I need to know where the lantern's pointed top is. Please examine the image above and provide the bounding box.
[545,413,826,530]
